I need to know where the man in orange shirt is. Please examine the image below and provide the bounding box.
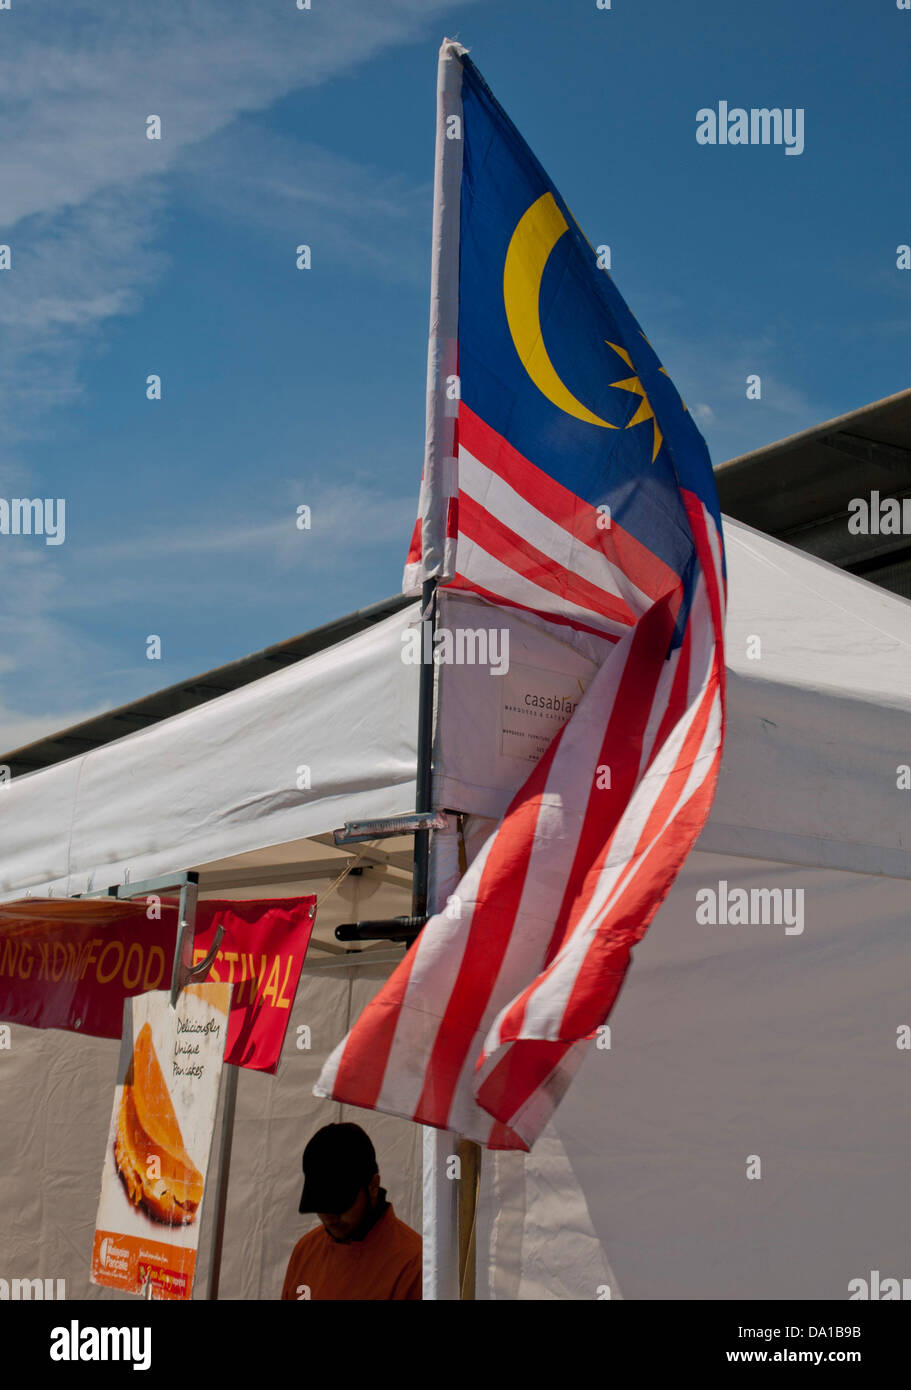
[281,1122,422,1300]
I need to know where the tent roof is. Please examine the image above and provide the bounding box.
[0,517,909,910]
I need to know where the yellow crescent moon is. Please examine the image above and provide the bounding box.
[503,192,615,429]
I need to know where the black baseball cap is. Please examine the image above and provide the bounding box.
[298,1123,378,1215]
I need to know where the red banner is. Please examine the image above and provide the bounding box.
[0,896,315,1073]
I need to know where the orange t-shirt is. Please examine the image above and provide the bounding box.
[281,1203,422,1301]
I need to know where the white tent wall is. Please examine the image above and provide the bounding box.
[427,520,911,1298]
[475,1126,624,1300]
[470,852,910,1298]
[538,851,911,1301]
[0,960,422,1300]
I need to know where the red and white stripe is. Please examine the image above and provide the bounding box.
[318,400,726,1150]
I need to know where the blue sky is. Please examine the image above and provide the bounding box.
[0,0,907,750]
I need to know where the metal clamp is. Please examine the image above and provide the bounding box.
[179,924,225,987]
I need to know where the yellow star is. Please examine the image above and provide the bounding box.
[606,342,663,462]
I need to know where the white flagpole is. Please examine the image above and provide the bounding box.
[420,35,467,1303]
[419,36,465,582]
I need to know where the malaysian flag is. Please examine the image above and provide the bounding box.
[316,43,726,1151]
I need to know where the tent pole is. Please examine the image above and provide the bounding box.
[415,578,465,1300]
[457,1137,481,1298]
[418,35,467,1303]
[454,819,480,1299]
[411,577,437,920]
[206,1062,238,1300]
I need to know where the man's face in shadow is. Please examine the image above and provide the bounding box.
[317,1172,380,1242]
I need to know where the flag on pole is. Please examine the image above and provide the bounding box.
[316,42,726,1151]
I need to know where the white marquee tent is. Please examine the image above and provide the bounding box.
[1,516,909,1300]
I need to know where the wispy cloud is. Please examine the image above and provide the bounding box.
[0,546,115,747]
[0,1,473,450]
[173,121,431,285]
[78,484,416,571]
[0,181,169,448]
[0,1,467,229]
[0,1,472,748]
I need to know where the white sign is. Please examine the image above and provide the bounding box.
[90,983,231,1299]
[500,662,588,763]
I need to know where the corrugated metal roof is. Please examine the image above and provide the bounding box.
[715,387,911,587]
